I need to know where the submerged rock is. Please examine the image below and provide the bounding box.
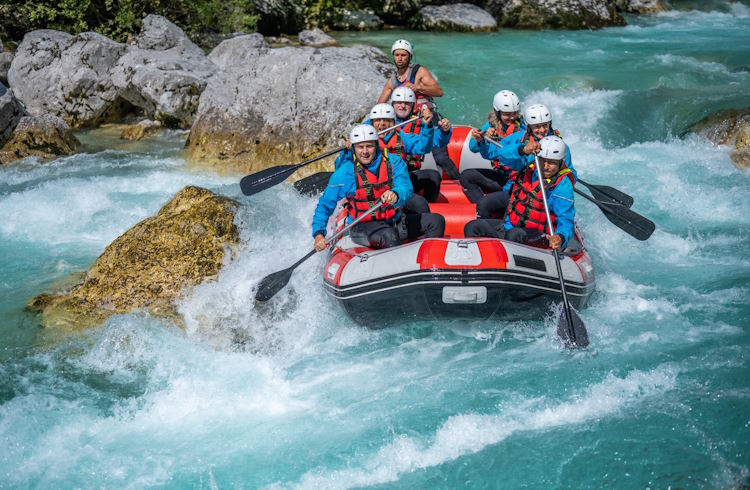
[298,28,338,47]
[110,15,217,129]
[0,87,26,147]
[411,3,498,32]
[614,0,666,13]
[120,119,163,141]
[8,30,127,128]
[486,0,626,29]
[186,37,390,174]
[690,108,750,168]
[0,114,79,164]
[29,186,239,330]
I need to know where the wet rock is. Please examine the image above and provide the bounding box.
[29,186,240,330]
[411,3,497,32]
[298,28,338,47]
[0,51,12,85]
[614,0,666,13]
[186,38,390,174]
[266,35,292,46]
[8,30,127,127]
[0,114,79,164]
[120,119,163,141]
[690,107,750,169]
[0,87,26,147]
[486,0,626,29]
[110,15,217,129]
[331,8,384,30]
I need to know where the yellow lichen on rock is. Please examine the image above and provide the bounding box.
[29,186,239,330]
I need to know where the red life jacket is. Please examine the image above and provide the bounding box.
[381,129,421,171]
[399,119,423,171]
[347,150,399,222]
[490,117,524,172]
[506,163,574,234]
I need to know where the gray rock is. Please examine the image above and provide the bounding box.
[266,36,292,46]
[208,34,269,71]
[690,107,750,168]
[0,51,12,85]
[614,0,666,13]
[331,8,384,31]
[486,0,626,29]
[411,3,497,32]
[298,28,338,47]
[185,43,391,174]
[0,114,80,164]
[110,15,217,128]
[0,87,26,147]
[8,30,126,128]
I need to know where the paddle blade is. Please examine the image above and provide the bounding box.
[294,171,333,196]
[599,202,656,241]
[255,267,294,302]
[557,306,589,348]
[240,165,298,196]
[585,183,634,208]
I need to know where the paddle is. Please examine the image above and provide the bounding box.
[255,200,385,302]
[240,117,419,196]
[574,188,655,241]
[533,155,589,349]
[294,171,333,196]
[578,178,633,208]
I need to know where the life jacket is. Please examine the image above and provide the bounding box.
[490,116,524,173]
[506,163,574,234]
[347,149,399,222]
[390,64,433,112]
[396,119,423,171]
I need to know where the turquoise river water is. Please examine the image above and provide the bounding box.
[1,2,749,487]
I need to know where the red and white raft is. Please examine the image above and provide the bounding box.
[323,126,596,327]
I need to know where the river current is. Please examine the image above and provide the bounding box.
[1,2,749,488]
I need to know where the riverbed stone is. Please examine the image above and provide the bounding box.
[28,186,240,330]
[0,87,26,147]
[690,107,750,169]
[614,0,666,13]
[8,30,127,127]
[110,15,217,129]
[298,28,338,47]
[186,39,390,175]
[411,3,498,32]
[0,114,79,164]
[120,119,163,141]
[486,0,626,29]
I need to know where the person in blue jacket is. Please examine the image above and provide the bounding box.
[313,124,445,251]
[462,90,525,204]
[464,135,576,250]
[470,103,577,220]
[391,86,459,180]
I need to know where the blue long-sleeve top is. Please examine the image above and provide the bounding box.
[396,116,450,149]
[502,164,576,247]
[468,120,527,154]
[312,150,414,237]
[333,125,434,170]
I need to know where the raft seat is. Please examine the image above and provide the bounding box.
[435,179,472,205]
[428,203,476,238]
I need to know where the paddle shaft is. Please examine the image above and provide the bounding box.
[573,187,654,240]
[533,155,578,345]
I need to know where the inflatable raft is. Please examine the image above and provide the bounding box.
[322,126,596,327]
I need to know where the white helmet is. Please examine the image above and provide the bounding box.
[524,104,552,125]
[350,124,379,145]
[538,135,566,161]
[391,86,416,104]
[492,90,520,113]
[391,39,413,56]
[369,103,396,121]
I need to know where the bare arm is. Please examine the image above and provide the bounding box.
[414,66,443,98]
[377,79,394,104]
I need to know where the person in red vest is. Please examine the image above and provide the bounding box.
[312,124,445,250]
[376,39,443,112]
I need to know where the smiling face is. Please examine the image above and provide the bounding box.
[392,101,413,119]
[354,141,378,165]
[392,49,411,69]
[498,111,518,126]
[371,118,392,133]
[529,122,550,140]
[539,157,562,180]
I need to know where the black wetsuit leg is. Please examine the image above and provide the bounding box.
[350,221,401,249]
[431,146,460,179]
[505,227,546,245]
[476,190,510,219]
[401,212,446,240]
[459,168,506,203]
[464,219,506,239]
[404,194,431,214]
[409,169,442,203]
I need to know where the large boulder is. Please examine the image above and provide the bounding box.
[486,0,626,29]
[411,3,498,32]
[0,86,26,147]
[298,28,338,47]
[28,186,240,330]
[330,8,384,30]
[690,108,750,168]
[8,30,127,127]
[185,36,390,175]
[614,0,666,13]
[110,15,217,128]
[0,114,79,164]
